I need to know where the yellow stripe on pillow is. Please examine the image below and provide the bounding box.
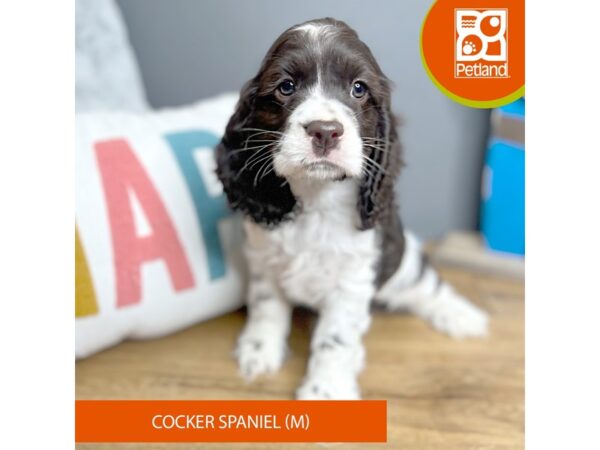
[76,228,99,317]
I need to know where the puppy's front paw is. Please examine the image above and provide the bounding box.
[296,372,361,400]
[235,333,287,381]
[426,288,489,339]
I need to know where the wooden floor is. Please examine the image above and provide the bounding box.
[76,266,524,450]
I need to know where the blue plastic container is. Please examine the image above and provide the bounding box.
[480,99,525,256]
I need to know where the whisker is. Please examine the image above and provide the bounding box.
[236,150,274,178]
[243,131,279,148]
[363,162,387,176]
[352,106,379,118]
[259,164,277,182]
[362,137,388,143]
[271,100,293,113]
[361,159,379,171]
[227,142,278,156]
[363,143,389,154]
[362,169,376,179]
[362,155,387,174]
[362,164,384,178]
[247,152,273,170]
[253,159,274,187]
[239,128,284,135]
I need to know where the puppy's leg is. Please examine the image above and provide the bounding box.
[236,272,292,381]
[296,290,372,400]
[374,231,489,339]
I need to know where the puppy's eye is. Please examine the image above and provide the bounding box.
[278,79,296,96]
[351,81,367,99]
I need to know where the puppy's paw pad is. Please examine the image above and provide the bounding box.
[235,337,286,381]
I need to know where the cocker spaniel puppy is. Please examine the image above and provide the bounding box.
[216,18,488,400]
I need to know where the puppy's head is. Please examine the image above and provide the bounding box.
[217,18,401,228]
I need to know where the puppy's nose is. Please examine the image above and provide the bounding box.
[304,120,344,156]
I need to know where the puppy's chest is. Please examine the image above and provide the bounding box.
[244,209,379,306]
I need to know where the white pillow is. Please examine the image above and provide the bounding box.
[76,0,148,112]
[75,93,244,358]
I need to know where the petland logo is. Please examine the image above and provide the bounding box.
[455,9,508,78]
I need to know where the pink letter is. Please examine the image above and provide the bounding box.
[95,139,195,307]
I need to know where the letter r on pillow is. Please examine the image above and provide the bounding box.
[165,130,231,280]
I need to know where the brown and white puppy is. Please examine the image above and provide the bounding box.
[216,18,488,399]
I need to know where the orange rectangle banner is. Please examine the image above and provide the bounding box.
[75,400,387,443]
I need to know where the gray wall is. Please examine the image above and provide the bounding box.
[116,0,490,239]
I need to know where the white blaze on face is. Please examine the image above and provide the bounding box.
[274,86,364,181]
[293,23,336,46]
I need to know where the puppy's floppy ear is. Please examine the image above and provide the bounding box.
[216,78,296,226]
[357,91,403,230]
[221,78,257,134]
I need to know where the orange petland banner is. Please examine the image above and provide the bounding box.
[75,400,387,443]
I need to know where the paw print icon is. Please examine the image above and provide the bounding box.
[461,37,481,57]
[463,41,476,55]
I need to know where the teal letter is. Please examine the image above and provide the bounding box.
[165,130,230,280]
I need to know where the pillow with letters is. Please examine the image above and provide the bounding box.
[75,93,245,358]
